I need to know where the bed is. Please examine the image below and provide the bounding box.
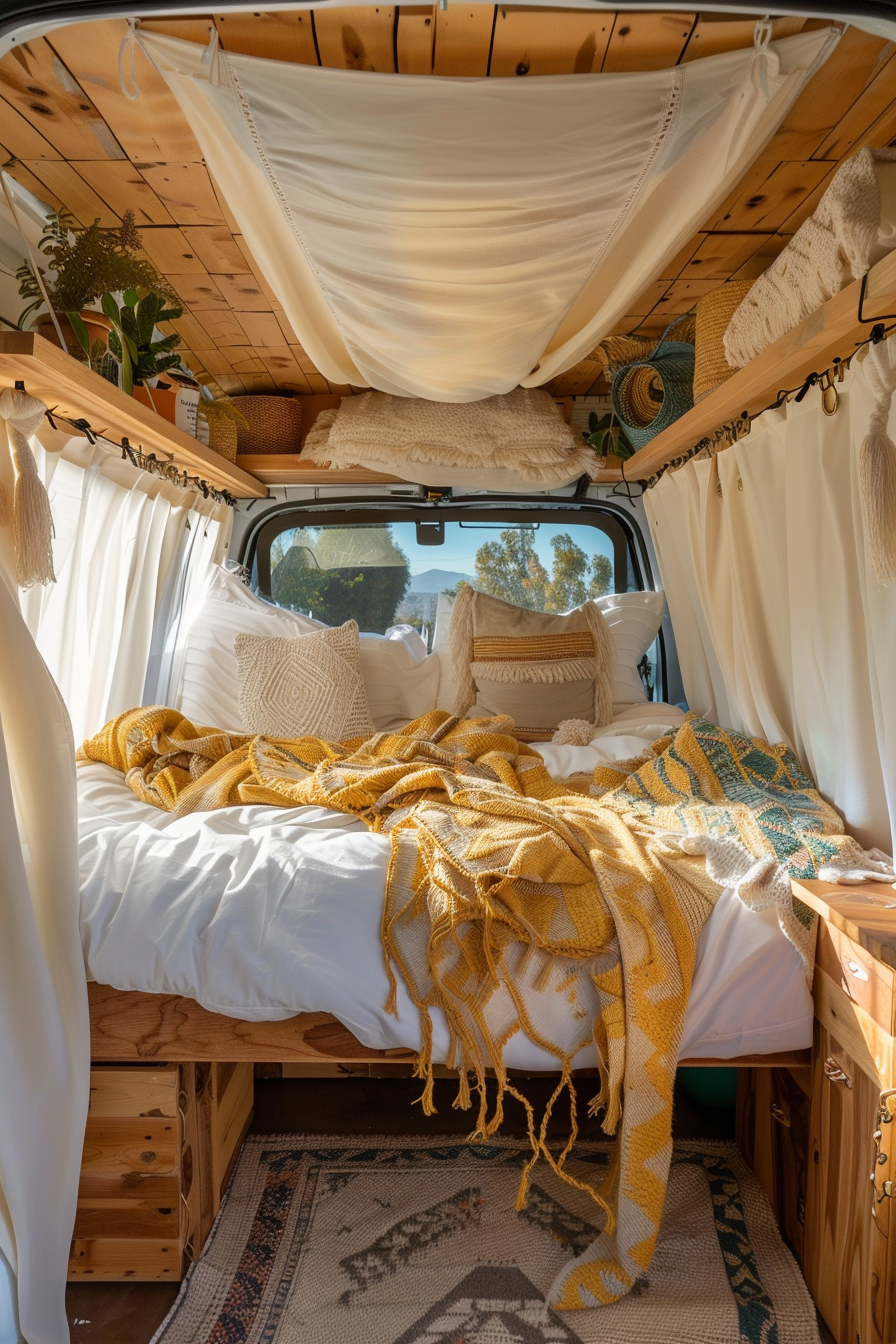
[77,701,814,1068]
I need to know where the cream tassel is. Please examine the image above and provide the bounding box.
[448,582,476,717]
[0,387,55,588]
[583,599,616,728]
[859,340,896,589]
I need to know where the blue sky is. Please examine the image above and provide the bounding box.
[390,521,614,580]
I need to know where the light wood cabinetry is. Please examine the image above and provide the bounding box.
[786,881,896,1344]
[736,1065,811,1264]
[69,1061,253,1281]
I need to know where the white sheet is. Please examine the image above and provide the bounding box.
[138,28,837,400]
[77,706,812,1065]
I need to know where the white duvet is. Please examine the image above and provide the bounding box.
[77,705,813,1066]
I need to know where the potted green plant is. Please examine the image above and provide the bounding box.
[583,409,635,463]
[16,208,175,357]
[99,289,187,418]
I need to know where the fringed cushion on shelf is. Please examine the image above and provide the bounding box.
[448,587,616,734]
[303,388,599,488]
[235,621,375,742]
[725,147,896,368]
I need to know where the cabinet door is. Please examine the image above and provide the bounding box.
[736,1066,810,1263]
[804,1023,895,1344]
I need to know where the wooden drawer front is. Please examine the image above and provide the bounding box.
[736,1067,810,1265]
[804,1023,896,1344]
[71,1065,186,1282]
[816,923,896,1037]
[86,1065,179,1118]
[68,1237,181,1280]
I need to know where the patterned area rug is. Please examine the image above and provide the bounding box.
[151,1135,819,1344]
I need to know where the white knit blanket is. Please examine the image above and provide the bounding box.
[725,148,896,368]
[303,388,600,486]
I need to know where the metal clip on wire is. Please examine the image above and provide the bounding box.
[820,369,839,416]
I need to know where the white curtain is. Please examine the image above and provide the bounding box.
[645,350,896,853]
[139,27,837,401]
[22,437,232,742]
[0,421,88,1343]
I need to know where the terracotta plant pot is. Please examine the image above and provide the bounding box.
[133,384,178,424]
[32,309,113,357]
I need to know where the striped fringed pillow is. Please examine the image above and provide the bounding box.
[449,587,616,735]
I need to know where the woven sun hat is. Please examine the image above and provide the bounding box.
[610,315,695,451]
[693,280,753,402]
[231,393,303,455]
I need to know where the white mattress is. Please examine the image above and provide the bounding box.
[77,704,813,1067]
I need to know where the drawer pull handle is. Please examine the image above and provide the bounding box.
[845,958,869,982]
[824,1057,852,1088]
[769,1100,790,1127]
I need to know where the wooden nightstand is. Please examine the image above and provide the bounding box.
[791,879,896,1344]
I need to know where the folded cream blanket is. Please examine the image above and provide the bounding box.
[725,147,896,368]
[303,387,600,487]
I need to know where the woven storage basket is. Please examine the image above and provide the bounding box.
[610,317,695,451]
[693,281,753,402]
[206,416,238,463]
[231,394,303,455]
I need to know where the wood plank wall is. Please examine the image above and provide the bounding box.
[0,10,894,399]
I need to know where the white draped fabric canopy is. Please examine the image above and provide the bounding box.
[139,26,837,401]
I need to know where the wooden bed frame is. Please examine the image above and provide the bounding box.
[87,982,809,1070]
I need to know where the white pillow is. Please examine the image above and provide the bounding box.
[175,565,440,733]
[235,622,375,740]
[432,589,664,712]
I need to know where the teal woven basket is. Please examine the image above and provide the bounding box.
[611,319,695,451]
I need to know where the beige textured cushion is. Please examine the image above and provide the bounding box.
[448,588,616,732]
[235,621,375,741]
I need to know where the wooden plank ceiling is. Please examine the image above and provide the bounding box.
[0,9,894,399]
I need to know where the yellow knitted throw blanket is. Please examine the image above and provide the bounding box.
[79,707,859,1310]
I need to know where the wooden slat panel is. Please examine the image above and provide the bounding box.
[49,20,203,163]
[73,1206,178,1239]
[772,26,891,161]
[81,1119,178,1175]
[74,160,174,226]
[193,309,250,347]
[139,164,225,227]
[21,158,119,225]
[678,232,775,282]
[313,6,396,71]
[190,347,238,378]
[0,95,59,159]
[813,43,896,161]
[166,272,229,311]
[77,1171,180,1207]
[396,5,435,75]
[87,1066,178,1118]
[68,1237,181,1280]
[180,225,246,274]
[213,272,272,312]
[139,226,208,275]
[711,160,836,234]
[139,16,216,44]
[600,12,695,73]
[1,156,61,209]
[165,312,213,352]
[681,13,805,63]
[489,7,612,77]
[0,40,125,161]
[235,311,287,347]
[232,234,284,309]
[432,4,495,77]
[220,347,266,374]
[214,10,318,63]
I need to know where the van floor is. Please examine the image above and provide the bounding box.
[65,1075,830,1344]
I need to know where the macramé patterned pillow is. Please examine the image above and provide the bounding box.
[234,621,375,742]
[448,587,616,733]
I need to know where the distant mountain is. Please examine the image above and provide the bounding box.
[407,569,473,593]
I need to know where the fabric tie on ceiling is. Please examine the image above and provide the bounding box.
[139,26,838,402]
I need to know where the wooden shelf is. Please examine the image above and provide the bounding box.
[597,247,896,485]
[0,332,268,499]
[237,454,403,486]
